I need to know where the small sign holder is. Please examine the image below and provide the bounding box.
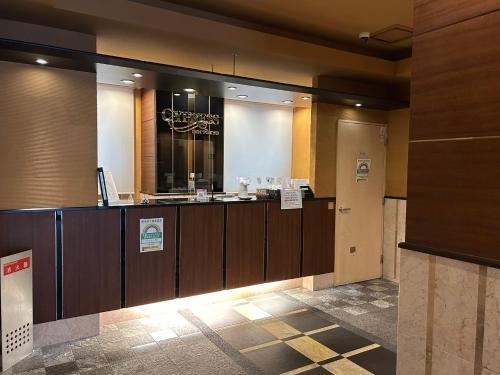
[1,249,33,371]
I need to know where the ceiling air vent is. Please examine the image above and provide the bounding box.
[370,24,413,43]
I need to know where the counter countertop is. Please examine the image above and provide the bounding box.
[0,196,336,214]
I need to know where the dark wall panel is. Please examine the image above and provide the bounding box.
[414,0,500,35]
[302,200,335,276]
[179,205,224,297]
[125,206,176,307]
[62,210,121,318]
[411,11,500,140]
[0,211,56,323]
[406,139,500,262]
[266,202,301,282]
[226,203,265,289]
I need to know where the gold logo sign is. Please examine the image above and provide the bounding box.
[161,108,221,135]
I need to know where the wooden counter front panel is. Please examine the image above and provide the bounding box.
[0,211,56,323]
[302,200,335,276]
[266,202,301,282]
[179,205,224,297]
[226,203,265,289]
[62,210,121,318]
[125,207,176,307]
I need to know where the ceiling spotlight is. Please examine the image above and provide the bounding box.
[237,94,248,99]
[121,79,135,84]
[173,93,181,96]
[184,88,196,93]
[227,86,237,90]
[282,100,293,104]
[355,103,363,107]
[301,96,310,100]
[132,73,143,78]
[36,58,48,65]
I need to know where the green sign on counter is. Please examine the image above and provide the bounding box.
[139,218,164,253]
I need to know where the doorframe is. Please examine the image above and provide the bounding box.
[334,119,387,285]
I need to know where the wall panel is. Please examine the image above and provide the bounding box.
[0,61,97,210]
[411,11,500,140]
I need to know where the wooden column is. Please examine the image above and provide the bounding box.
[406,0,500,264]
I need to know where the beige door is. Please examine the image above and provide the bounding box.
[335,120,386,285]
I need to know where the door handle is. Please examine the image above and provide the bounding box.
[339,207,351,214]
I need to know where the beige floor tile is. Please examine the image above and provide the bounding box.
[281,363,321,374]
[286,336,338,362]
[150,328,177,342]
[323,358,374,374]
[233,304,271,320]
[260,320,301,339]
[343,343,380,358]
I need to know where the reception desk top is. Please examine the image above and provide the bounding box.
[0,196,335,214]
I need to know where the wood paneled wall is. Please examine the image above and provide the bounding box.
[407,2,500,263]
[0,61,97,210]
[141,89,156,194]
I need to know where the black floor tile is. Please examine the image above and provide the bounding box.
[45,361,79,375]
[348,346,396,375]
[280,310,334,333]
[217,322,276,350]
[254,297,302,316]
[243,342,313,375]
[309,327,374,354]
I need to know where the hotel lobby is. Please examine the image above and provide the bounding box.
[0,1,498,374]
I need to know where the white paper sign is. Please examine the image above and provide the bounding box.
[280,188,303,210]
[356,159,371,182]
[140,218,164,253]
[104,171,120,203]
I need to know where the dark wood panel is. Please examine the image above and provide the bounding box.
[411,11,500,140]
[62,210,121,318]
[406,139,500,262]
[125,207,176,307]
[226,203,265,289]
[414,0,500,35]
[266,202,301,282]
[179,205,224,297]
[302,200,335,276]
[0,211,56,323]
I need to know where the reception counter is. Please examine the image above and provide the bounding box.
[0,197,335,324]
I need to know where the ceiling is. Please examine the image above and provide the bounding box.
[151,0,414,57]
[0,0,412,87]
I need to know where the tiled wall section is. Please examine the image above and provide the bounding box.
[397,249,499,375]
[382,198,406,282]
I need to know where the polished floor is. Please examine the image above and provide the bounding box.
[2,279,398,375]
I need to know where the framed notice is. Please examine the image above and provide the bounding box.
[281,188,303,210]
[356,158,371,182]
[139,218,164,253]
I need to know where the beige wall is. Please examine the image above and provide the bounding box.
[386,108,409,197]
[291,107,311,180]
[310,102,387,197]
[0,61,97,210]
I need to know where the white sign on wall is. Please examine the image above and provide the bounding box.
[281,188,303,210]
[139,218,164,253]
[356,159,371,183]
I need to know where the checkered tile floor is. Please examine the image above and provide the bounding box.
[1,279,397,375]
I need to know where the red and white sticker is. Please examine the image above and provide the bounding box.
[3,257,31,276]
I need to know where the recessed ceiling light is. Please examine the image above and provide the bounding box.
[227,86,237,90]
[282,100,293,104]
[132,73,143,78]
[121,79,135,84]
[237,94,248,99]
[36,58,48,65]
[184,88,196,93]
[355,103,363,107]
[173,93,181,96]
[301,96,310,100]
